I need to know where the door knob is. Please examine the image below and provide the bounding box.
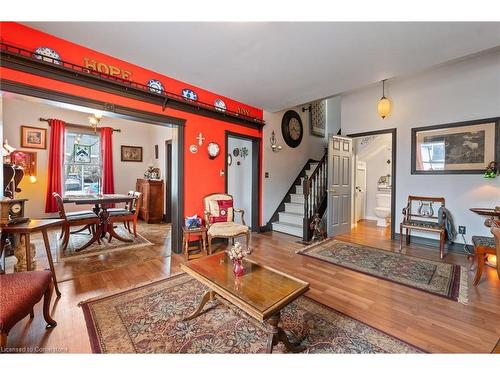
[327,188,336,193]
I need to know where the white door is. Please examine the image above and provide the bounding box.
[227,137,253,227]
[354,161,366,223]
[327,136,353,237]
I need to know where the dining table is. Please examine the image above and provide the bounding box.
[63,193,136,250]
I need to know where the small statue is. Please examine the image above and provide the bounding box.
[310,213,326,242]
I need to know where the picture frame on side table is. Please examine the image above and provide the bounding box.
[20,126,47,149]
[411,117,499,174]
[121,145,143,162]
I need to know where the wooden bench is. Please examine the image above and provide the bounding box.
[400,196,447,259]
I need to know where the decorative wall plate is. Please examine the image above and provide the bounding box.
[207,142,220,159]
[181,89,198,101]
[214,99,226,112]
[232,148,240,157]
[147,79,164,94]
[227,154,233,166]
[189,144,198,154]
[33,46,62,65]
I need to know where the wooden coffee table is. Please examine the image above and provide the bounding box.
[181,252,310,353]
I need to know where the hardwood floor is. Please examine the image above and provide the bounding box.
[4,220,500,353]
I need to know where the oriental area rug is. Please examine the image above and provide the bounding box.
[80,274,422,353]
[57,225,153,261]
[297,239,468,304]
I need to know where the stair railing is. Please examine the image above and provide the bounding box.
[302,151,328,241]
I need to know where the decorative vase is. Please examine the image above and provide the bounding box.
[232,259,245,277]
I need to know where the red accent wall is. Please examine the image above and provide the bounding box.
[0,22,264,225]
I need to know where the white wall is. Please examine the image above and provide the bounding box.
[341,50,500,243]
[227,137,253,226]
[262,106,325,223]
[2,96,171,218]
[355,134,392,220]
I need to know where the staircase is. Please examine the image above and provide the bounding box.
[270,152,328,240]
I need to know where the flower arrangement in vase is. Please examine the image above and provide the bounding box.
[227,242,249,277]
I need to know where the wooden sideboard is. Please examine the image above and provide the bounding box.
[135,179,164,223]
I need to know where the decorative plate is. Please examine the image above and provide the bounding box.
[182,89,198,101]
[33,46,62,65]
[207,142,220,159]
[189,144,198,154]
[232,148,240,157]
[227,153,233,166]
[147,79,164,94]
[214,99,226,112]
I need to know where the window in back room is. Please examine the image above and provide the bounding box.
[63,130,102,195]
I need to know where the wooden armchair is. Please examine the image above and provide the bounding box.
[203,193,250,255]
[400,196,447,258]
[53,193,100,252]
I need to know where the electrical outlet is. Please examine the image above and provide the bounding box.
[458,226,466,235]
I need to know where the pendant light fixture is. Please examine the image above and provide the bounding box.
[377,79,391,119]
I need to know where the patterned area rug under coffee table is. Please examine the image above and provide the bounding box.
[80,274,422,353]
[297,239,468,303]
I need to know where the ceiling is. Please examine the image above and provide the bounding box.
[25,22,500,112]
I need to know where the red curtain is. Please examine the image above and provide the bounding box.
[45,119,65,213]
[101,127,115,194]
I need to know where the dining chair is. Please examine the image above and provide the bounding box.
[52,193,100,251]
[109,192,142,240]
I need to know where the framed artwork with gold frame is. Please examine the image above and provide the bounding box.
[21,125,47,149]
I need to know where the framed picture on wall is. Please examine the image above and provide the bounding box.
[21,126,47,149]
[309,100,326,137]
[411,117,499,174]
[10,150,37,176]
[121,145,143,162]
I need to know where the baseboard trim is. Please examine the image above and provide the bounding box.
[394,233,470,255]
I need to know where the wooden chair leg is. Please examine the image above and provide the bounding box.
[0,332,7,349]
[246,231,250,250]
[406,228,410,245]
[439,231,445,259]
[62,225,70,251]
[133,219,137,238]
[399,224,403,251]
[43,280,57,329]
[473,251,485,286]
[208,235,213,255]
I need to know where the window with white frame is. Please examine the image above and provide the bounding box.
[63,130,102,195]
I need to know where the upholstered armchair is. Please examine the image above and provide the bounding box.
[203,193,250,255]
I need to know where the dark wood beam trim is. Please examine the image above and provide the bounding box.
[0,79,186,127]
[1,47,265,129]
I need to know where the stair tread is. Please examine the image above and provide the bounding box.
[272,221,303,228]
[280,211,302,217]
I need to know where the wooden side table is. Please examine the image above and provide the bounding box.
[182,226,207,261]
[0,219,64,296]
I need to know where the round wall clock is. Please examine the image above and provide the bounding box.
[207,142,220,159]
[281,110,303,148]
